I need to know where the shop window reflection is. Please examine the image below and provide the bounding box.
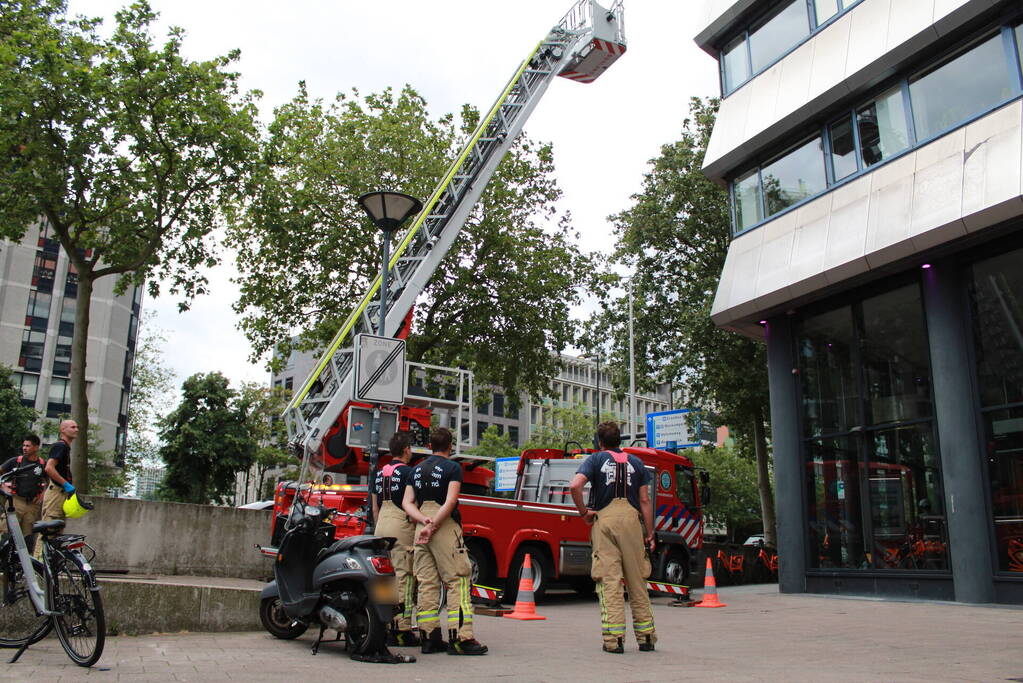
[807,437,865,569]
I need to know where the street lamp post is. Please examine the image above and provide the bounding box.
[628,277,636,444]
[357,191,423,526]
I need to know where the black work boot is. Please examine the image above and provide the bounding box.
[420,628,447,654]
[603,637,624,654]
[638,635,655,652]
[448,638,489,655]
[388,629,421,647]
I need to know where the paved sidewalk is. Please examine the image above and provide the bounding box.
[4,584,1022,682]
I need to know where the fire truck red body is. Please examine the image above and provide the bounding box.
[271,444,708,600]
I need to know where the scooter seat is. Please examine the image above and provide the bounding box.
[316,535,392,563]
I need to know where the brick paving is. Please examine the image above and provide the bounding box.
[4,584,1022,682]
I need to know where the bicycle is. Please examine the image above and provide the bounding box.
[749,539,778,583]
[0,464,104,667]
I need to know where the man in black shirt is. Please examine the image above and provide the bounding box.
[570,421,657,654]
[42,419,78,522]
[402,427,487,656]
[372,431,420,647]
[0,434,48,553]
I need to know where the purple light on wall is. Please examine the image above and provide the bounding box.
[921,263,932,269]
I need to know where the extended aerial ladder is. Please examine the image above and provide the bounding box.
[284,0,627,470]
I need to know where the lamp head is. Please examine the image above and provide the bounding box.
[358,191,423,232]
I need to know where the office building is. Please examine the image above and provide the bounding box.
[697,0,1023,603]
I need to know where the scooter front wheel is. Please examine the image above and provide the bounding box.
[260,597,308,640]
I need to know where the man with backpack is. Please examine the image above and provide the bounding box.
[569,421,657,654]
[0,434,48,553]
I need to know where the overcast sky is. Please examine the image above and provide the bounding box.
[68,0,721,393]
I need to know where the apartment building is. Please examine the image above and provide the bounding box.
[0,221,141,460]
[697,0,1023,604]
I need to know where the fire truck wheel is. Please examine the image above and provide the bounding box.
[505,547,549,604]
[466,540,494,586]
[658,547,689,586]
[259,597,309,640]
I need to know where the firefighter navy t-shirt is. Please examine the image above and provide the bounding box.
[576,449,649,512]
[373,462,413,508]
[47,440,72,484]
[411,455,463,524]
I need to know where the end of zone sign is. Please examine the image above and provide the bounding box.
[353,334,406,405]
[646,408,701,450]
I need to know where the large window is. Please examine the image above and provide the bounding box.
[25,291,51,330]
[797,283,948,571]
[730,25,1023,234]
[19,329,45,373]
[909,34,1014,142]
[969,247,1023,573]
[761,137,827,216]
[720,0,861,95]
[749,0,809,73]
[47,378,71,418]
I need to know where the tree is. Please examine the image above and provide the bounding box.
[124,310,175,479]
[0,365,37,458]
[157,372,255,504]
[522,402,614,451]
[590,97,776,544]
[468,424,518,460]
[235,382,294,501]
[0,0,260,491]
[689,445,764,542]
[228,85,585,402]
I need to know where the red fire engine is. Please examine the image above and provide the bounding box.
[269,443,709,601]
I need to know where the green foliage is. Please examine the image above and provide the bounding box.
[522,402,611,451]
[0,0,260,490]
[124,310,175,478]
[236,382,295,499]
[228,84,586,401]
[0,365,37,459]
[157,372,256,504]
[587,97,776,540]
[468,424,518,460]
[690,445,764,541]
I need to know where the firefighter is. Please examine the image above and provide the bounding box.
[371,430,420,647]
[569,421,657,654]
[402,427,488,656]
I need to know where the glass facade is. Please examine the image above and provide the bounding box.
[797,284,948,572]
[749,0,809,73]
[969,247,1023,574]
[730,25,1022,234]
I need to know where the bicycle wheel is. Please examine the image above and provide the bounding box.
[0,555,52,648]
[50,554,104,667]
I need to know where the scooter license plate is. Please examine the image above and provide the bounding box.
[371,578,399,604]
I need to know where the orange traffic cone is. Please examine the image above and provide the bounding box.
[695,557,727,608]
[503,553,547,621]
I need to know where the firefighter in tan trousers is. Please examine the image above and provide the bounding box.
[371,431,420,647]
[570,421,657,654]
[402,427,488,656]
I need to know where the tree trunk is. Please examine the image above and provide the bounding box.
[70,273,93,493]
[753,414,777,547]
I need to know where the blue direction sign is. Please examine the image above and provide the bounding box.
[646,408,701,450]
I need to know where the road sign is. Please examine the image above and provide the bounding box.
[494,457,519,491]
[346,405,398,450]
[353,334,406,405]
[646,408,701,450]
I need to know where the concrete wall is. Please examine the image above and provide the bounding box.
[75,497,273,580]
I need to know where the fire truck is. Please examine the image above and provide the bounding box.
[263,1,709,602]
[269,443,710,601]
